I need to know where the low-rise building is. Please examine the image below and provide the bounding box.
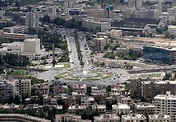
[112,103,131,115]
[122,113,147,122]
[168,25,176,36]
[2,26,27,34]
[72,84,87,95]
[54,85,68,95]
[133,102,155,115]
[34,84,49,95]
[81,96,94,107]
[109,29,122,39]
[149,113,171,122]
[94,114,120,122]
[68,105,87,114]
[92,104,106,114]
[91,86,106,96]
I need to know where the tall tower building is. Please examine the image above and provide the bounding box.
[51,6,57,16]
[135,0,142,9]
[128,0,142,9]
[25,12,39,28]
[158,0,162,16]
[128,0,135,8]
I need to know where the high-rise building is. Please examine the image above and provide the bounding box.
[158,0,162,16]
[0,80,13,102]
[154,91,176,122]
[128,0,135,8]
[14,79,31,98]
[136,0,143,9]
[25,12,39,28]
[128,0,142,9]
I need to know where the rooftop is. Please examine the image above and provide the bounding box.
[112,103,130,109]
[94,114,119,121]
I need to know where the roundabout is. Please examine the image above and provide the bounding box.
[55,69,114,81]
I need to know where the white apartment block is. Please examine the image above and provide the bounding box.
[149,113,171,122]
[121,113,147,122]
[112,103,131,115]
[154,91,176,122]
[14,79,31,97]
[94,114,120,122]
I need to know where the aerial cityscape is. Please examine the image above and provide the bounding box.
[0,0,176,121]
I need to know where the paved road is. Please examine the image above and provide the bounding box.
[78,32,92,70]
[66,36,80,68]
[128,67,176,74]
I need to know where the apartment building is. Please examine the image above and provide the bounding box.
[54,85,68,95]
[25,12,39,28]
[112,103,131,115]
[133,102,155,115]
[68,105,86,114]
[94,114,120,122]
[92,104,106,114]
[154,91,176,122]
[94,37,108,52]
[0,80,13,102]
[14,79,31,98]
[141,81,176,101]
[34,84,49,95]
[72,84,87,95]
[81,96,94,107]
[91,86,106,96]
[149,113,171,122]
[121,113,147,122]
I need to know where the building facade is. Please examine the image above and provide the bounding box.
[154,91,176,122]
[25,12,39,28]
[14,79,31,98]
[143,46,176,64]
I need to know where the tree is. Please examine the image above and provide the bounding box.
[119,0,124,3]
[165,31,171,39]
[106,85,111,93]
[41,15,51,23]
[87,87,92,96]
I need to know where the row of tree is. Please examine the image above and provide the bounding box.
[41,15,87,31]
[0,53,30,67]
